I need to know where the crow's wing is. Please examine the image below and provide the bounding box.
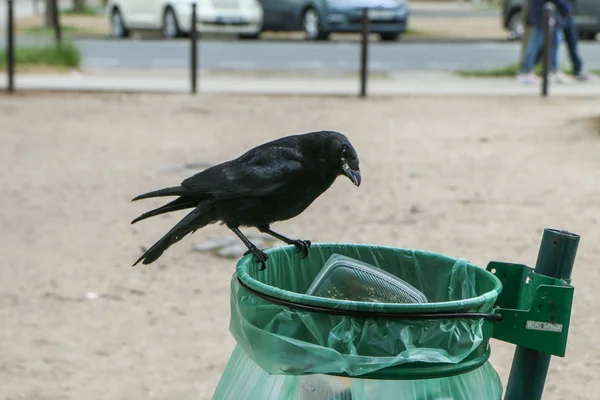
[180,146,304,200]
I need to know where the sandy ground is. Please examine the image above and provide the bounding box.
[1,93,600,400]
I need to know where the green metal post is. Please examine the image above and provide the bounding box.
[504,228,580,400]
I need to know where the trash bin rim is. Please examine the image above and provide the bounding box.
[236,242,503,313]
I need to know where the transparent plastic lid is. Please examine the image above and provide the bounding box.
[306,254,428,303]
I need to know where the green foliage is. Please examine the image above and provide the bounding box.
[455,64,600,78]
[0,42,81,69]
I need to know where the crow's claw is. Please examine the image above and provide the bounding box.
[291,239,312,259]
[243,247,269,270]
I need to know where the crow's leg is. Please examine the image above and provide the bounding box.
[229,226,269,270]
[258,225,311,259]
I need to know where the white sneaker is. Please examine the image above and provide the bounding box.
[551,71,573,84]
[575,71,597,82]
[517,72,540,85]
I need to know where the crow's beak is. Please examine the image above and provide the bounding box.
[342,163,361,187]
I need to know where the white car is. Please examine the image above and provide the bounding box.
[107,0,263,39]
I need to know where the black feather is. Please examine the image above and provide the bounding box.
[133,202,214,266]
[131,186,186,202]
[131,197,199,224]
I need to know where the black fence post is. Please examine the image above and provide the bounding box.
[504,228,580,400]
[541,3,555,97]
[359,8,369,98]
[7,0,15,93]
[190,2,198,94]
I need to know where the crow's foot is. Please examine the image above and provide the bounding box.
[291,239,311,259]
[243,247,269,270]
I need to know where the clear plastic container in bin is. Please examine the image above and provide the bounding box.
[306,253,428,304]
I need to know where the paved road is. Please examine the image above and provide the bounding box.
[74,40,519,71]
[3,38,596,72]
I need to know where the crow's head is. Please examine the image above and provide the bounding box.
[320,131,361,187]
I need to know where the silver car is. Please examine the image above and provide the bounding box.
[253,0,410,41]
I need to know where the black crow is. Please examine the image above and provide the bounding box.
[131,130,361,270]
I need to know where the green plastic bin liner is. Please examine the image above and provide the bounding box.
[213,243,504,400]
[214,345,502,400]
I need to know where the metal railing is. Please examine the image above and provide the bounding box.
[3,2,558,98]
[3,2,375,97]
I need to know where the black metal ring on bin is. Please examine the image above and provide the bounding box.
[237,277,503,322]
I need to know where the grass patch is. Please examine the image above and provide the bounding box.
[404,28,429,37]
[454,64,600,78]
[61,7,102,16]
[455,64,521,77]
[473,3,501,11]
[20,25,91,36]
[0,42,81,70]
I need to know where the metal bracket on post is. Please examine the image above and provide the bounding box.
[488,262,574,357]
[541,3,555,97]
[503,228,580,400]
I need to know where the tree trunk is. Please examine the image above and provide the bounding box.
[44,0,62,45]
[44,0,54,27]
[73,0,87,13]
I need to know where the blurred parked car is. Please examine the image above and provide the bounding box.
[502,0,600,41]
[251,0,410,41]
[107,0,263,39]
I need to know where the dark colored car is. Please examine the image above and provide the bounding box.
[502,0,600,41]
[253,0,410,41]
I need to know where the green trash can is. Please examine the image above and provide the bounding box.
[213,243,505,400]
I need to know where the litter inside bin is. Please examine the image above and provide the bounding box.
[299,254,429,398]
[306,253,428,303]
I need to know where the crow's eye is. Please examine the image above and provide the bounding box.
[341,147,348,157]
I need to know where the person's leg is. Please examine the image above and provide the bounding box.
[562,16,583,75]
[551,23,561,73]
[521,25,544,73]
[518,25,545,84]
[520,24,532,68]
[518,1,530,67]
[550,24,574,83]
[562,16,596,80]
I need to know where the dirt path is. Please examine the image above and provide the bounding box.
[1,93,599,399]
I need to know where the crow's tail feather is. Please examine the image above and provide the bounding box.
[131,197,199,225]
[133,202,214,266]
[131,186,186,202]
